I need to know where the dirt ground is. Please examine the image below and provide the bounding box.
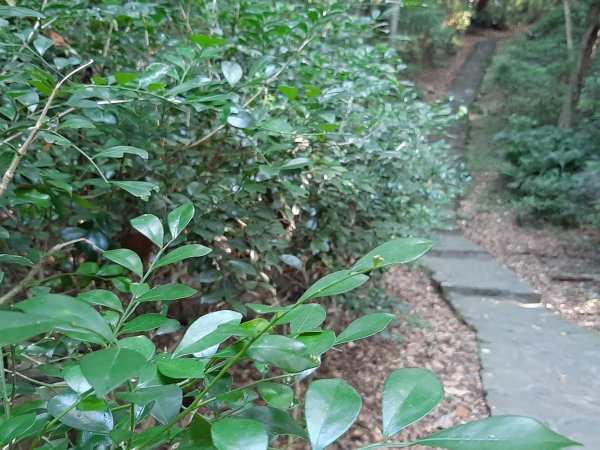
[460,55,600,331]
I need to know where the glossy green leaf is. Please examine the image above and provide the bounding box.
[80,348,147,397]
[95,146,148,159]
[0,254,33,266]
[238,406,307,438]
[336,313,394,345]
[62,365,92,394]
[114,72,138,86]
[116,385,182,425]
[156,355,205,379]
[174,310,242,358]
[261,118,293,134]
[247,303,291,314]
[221,61,243,87]
[211,418,267,450]
[0,311,59,346]
[136,283,197,302]
[120,314,174,334]
[131,214,164,247]
[415,416,582,450]
[167,204,195,239]
[278,85,298,101]
[296,330,336,355]
[16,294,115,344]
[190,34,226,47]
[280,157,310,171]
[174,415,216,450]
[0,6,45,18]
[352,238,435,271]
[155,244,211,269]
[276,304,326,335]
[48,390,113,433]
[258,382,294,410]
[228,259,257,276]
[280,254,302,270]
[305,379,362,450]
[247,335,319,373]
[103,249,144,277]
[0,414,36,445]
[78,289,123,312]
[300,270,369,301]
[382,368,445,437]
[112,181,159,201]
[119,336,155,360]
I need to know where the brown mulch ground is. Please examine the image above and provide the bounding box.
[319,266,489,449]
[459,174,600,330]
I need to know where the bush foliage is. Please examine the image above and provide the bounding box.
[0,1,580,449]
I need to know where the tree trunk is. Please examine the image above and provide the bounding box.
[476,0,489,12]
[558,0,600,128]
[563,0,573,53]
[389,3,400,45]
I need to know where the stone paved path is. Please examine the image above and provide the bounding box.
[423,37,600,448]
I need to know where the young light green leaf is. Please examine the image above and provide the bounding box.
[415,415,582,450]
[78,289,123,312]
[0,311,59,346]
[103,248,144,277]
[136,283,197,302]
[221,61,243,87]
[16,294,115,344]
[258,382,294,410]
[0,414,36,445]
[300,270,369,301]
[95,146,148,159]
[335,313,394,345]
[48,389,113,433]
[278,85,298,101]
[190,34,226,47]
[211,418,267,450]
[167,204,195,239]
[131,214,164,247]
[174,310,242,358]
[80,347,147,397]
[305,379,362,450]
[246,335,319,374]
[352,238,435,271]
[112,181,159,201]
[382,368,445,437]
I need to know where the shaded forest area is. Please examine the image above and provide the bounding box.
[0,1,596,449]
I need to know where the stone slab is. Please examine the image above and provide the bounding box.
[447,294,600,449]
[430,231,487,256]
[422,254,541,302]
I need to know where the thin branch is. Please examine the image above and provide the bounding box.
[0,60,94,198]
[0,238,100,307]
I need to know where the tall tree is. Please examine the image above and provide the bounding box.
[558,0,600,128]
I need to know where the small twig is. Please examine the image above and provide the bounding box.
[0,238,100,307]
[0,60,94,198]
[551,273,600,282]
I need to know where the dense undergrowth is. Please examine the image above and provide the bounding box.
[491,1,600,227]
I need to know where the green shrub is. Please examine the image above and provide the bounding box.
[496,123,600,226]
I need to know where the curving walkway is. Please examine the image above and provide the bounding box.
[423,36,600,449]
